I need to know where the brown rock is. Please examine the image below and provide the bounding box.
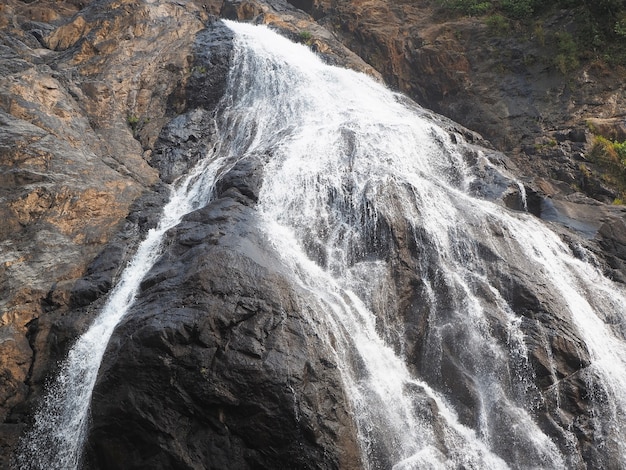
[0,0,215,464]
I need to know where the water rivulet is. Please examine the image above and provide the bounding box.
[17,20,626,469]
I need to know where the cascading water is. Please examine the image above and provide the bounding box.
[218,21,626,469]
[17,19,626,470]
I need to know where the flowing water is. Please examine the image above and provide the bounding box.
[18,19,626,469]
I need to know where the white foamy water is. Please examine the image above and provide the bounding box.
[221,20,626,469]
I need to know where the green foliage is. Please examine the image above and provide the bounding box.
[500,0,535,19]
[533,21,545,45]
[486,14,509,34]
[615,14,626,37]
[534,138,558,152]
[468,1,492,15]
[593,136,626,165]
[614,140,626,162]
[587,136,626,197]
[298,30,313,45]
[438,0,626,65]
[438,0,540,17]
[438,0,492,15]
[126,114,148,137]
[553,31,579,73]
[127,115,139,131]
[579,163,592,178]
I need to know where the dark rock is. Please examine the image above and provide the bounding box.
[214,154,265,204]
[151,22,234,183]
[83,194,362,470]
[596,214,626,281]
[187,21,235,112]
[569,128,587,143]
[151,109,220,184]
[0,1,222,466]
[3,0,626,469]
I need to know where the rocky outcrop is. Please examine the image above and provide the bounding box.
[83,163,361,469]
[0,0,375,466]
[279,0,626,281]
[297,1,626,214]
[220,0,382,78]
[302,0,626,153]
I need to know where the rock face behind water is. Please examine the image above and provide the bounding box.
[0,0,215,462]
[2,0,626,468]
[83,167,362,469]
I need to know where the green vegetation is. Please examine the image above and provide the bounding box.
[592,135,626,163]
[533,138,557,152]
[616,14,626,37]
[127,115,139,132]
[554,31,579,73]
[587,135,626,199]
[437,0,540,17]
[486,14,509,35]
[126,114,149,137]
[298,30,313,45]
[438,0,626,65]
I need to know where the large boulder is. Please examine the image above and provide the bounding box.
[83,161,362,469]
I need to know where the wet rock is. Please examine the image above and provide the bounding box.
[222,0,381,78]
[3,0,626,468]
[150,22,235,183]
[84,192,362,470]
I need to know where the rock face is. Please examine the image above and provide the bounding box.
[301,0,626,220]
[0,0,372,466]
[1,0,626,468]
[83,167,362,469]
[303,0,626,151]
[0,0,207,463]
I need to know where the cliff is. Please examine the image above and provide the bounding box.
[2,0,626,468]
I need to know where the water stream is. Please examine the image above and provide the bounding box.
[17,20,626,469]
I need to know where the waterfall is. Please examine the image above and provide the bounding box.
[219,21,626,469]
[17,19,626,469]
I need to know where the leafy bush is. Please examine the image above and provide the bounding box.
[438,0,626,65]
[439,0,493,15]
[501,0,535,18]
[438,0,540,17]
[468,1,492,15]
[592,136,626,164]
[588,136,626,197]
[614,140,626,162]
[127,115,139,131]
[615,14,626,37]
